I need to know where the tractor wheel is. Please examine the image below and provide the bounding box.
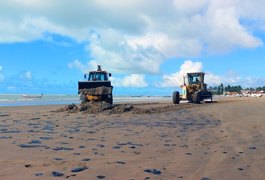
[192,92,201,104]
[108,95,113,105]
[104,94,113,104]
[172,91,180,104]
[196,93,201,104]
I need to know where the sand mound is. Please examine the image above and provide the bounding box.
[57,102,195,114]
[79,101,113,113]
[58,102,133,114]
[55,103,79,113]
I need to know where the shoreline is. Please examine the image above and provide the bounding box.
[0,95,172,107]
[0,95,262,108]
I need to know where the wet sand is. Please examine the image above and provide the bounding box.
[1,97,265,179]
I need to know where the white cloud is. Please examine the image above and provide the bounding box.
[158,60,265,88]
[20,71,32,80]
[173,0,209,14]
[241,77,265,88]
[157,60,239,87]
[0,66,4,81]
[68,59,148,87]
[158,60,202,87]
[68,59,91,73]
[223,71,242,84]
[0,0,264,73]
[7,86,17,90]
[86,30,164,74]
[215,71,265,88]
[111,74,148,88]
[205,72,222,86]
[206,5,262,52]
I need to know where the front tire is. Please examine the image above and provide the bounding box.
[192,92,201,104]
[172,91,180,104]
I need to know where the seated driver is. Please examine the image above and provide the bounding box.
[195,78,200,84]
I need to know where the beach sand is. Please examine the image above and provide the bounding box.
[1,97,265,180]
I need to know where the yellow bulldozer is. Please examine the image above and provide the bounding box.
[172,72,212,104]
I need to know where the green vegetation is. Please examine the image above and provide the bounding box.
[209,83,225,95]
[209,84,265,95]
[225,85,242,93]
[246,86,265,91]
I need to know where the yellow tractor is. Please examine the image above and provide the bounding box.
[172,72,212,104]
[78,65,113,104]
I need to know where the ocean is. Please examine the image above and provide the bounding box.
[0,94,171,107]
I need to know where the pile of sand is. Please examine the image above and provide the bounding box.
[57,102,133,114]
[58,101,194,114]
[79,101,113,113]
[55,103,79,113]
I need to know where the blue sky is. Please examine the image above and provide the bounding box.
[1,0,265,95]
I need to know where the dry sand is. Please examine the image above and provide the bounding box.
[1,97,265,180]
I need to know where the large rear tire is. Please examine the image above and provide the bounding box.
[172,91,180,104]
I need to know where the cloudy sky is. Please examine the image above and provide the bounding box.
[1,0,265,95]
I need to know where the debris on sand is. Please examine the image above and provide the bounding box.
[144,169,162,175]
[52,171,64,177]
[56,102,134,114]
[0,113,9,117]
[56,101,195,114]
[55,103,79,113]
[71,166,88,173]
[107,104,133,114]
[79,101,113,113]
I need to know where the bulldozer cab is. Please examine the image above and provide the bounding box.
[187,72,204,85]
[181,72,206,100]
[88,72,108,81]
[84,65,111,82]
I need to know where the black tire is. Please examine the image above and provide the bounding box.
[172,91,180,104]
[192,92,201,104]
[196,92,201,104]
[108,95,113,105]
[104,94,113,104]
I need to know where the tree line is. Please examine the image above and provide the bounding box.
[209,84,265,95]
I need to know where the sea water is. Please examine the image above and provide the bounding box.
[0,94,171,107]
[0,94,80,107]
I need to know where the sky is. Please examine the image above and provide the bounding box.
[1,0,265,95]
